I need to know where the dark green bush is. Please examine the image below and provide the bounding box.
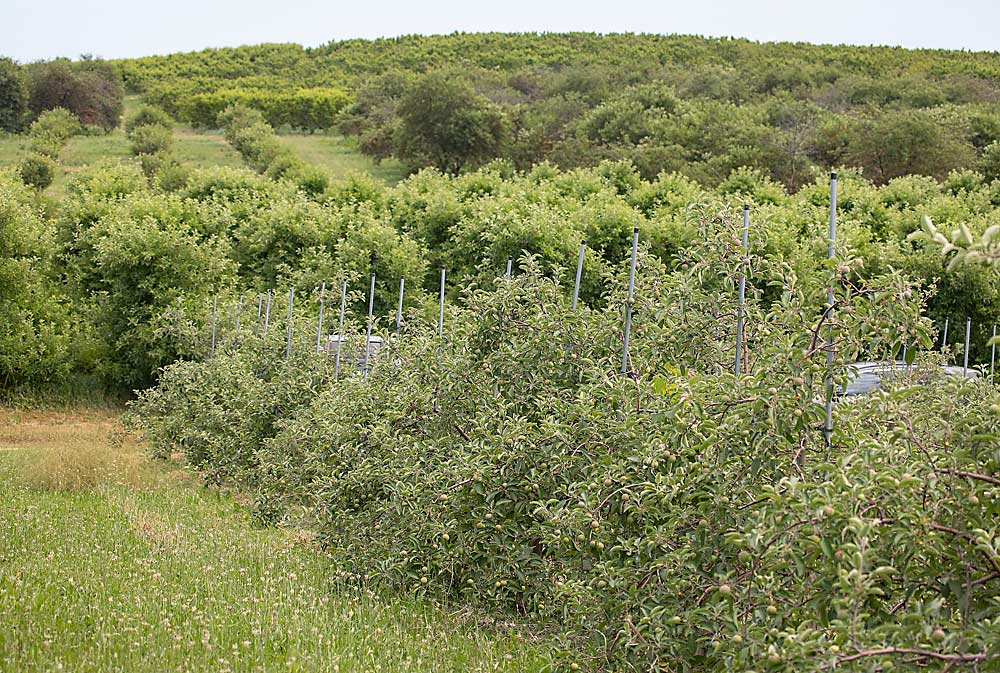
[18,153,56,190]
[0,57,27,132]
[26,58,123,131]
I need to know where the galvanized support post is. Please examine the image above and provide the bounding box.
[824,173,837,449]
[992,324,996,381]
[363,274,375,380]
[735,204,749,376]
[285,288,294,361]
[438,267,446,341]
[210,293,217,357]
[620,227,639,376]
[255,293,263,336]
[334,279,347,381]
[505,258,512,279]
[315,281,326,353]
[262,290,272,338]
[964,317,971,377]
[233,293,243,349]
[942,318,949,353]
[396,276,405,336]
[572,240,586,311]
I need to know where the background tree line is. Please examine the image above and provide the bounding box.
[99,33,1000,186]
[0,56,123,132]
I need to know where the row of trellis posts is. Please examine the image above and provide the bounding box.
[207,174,996,446]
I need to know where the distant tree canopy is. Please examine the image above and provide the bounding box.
[25,58,123,131]
[394,72,510,173]
[3,34,1000,182]
[0,58,27,132]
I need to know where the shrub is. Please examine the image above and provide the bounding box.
[18,153,56,190]
[217,103,266,142]
[61,186,234,391]
[128,123,173,156]
[26,108,81,159]
[124,104,172,134]
[28,107,81,141]
[0,171,74,390]
[981,140,1000,184]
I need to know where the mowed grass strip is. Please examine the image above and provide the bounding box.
[276,132,408,185]
[0,409,550,673]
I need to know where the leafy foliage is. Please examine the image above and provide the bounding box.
[128,123,173,157]
[17,153,56,190]
[110,34,1000,184]
[124,104,173,134]
[24,58,123,131]
[133,226,1000,671]
[0,171,75,389]
[0,57,27,132]
[26,107,81,158]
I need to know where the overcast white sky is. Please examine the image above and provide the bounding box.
[3,0,998,62]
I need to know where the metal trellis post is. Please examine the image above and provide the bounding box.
[620,227,639,376]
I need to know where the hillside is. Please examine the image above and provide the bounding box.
[105,33,1000,189]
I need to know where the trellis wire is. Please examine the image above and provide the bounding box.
[363,273,376,380]
[572,240,586,311]
[315,281,326,352]
[620,227,639,376]
[334,279,347,381]
[735,205,749,376]
[210,293,217,357]
[396,276,405,336]
[824,172,837,448]
[285,288,295,361]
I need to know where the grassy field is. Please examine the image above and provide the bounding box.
[0,408,550,673]
[278,133,407,184]
[0,96,408,197]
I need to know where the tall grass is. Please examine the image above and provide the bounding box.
[0,409,551,672]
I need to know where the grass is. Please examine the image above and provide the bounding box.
[0,134,23,168]
[277,132,408,185]
[30,126,398,198]
[0,408,551,672]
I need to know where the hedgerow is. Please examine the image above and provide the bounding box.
[132,209,1000,671]
[217,103,331,196]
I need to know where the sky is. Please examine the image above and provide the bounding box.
[3,0,998,63]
